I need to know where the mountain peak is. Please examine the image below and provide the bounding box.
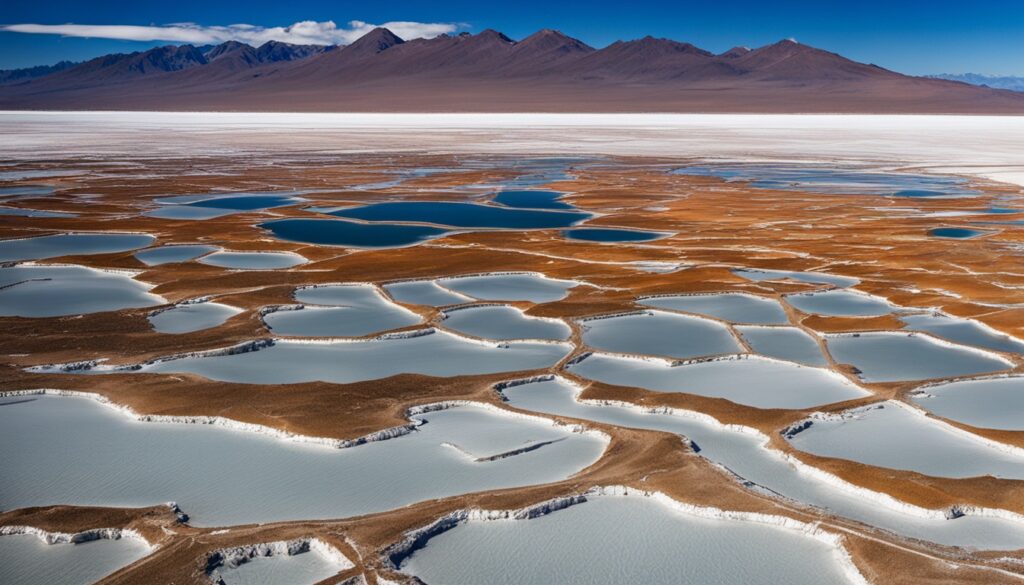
[517,29,594,53]
[475,29,515,44]
[720,46,751,58]
[345,27,405,56]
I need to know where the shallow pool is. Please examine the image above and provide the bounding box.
[580,311,740,359]
[826,332,1011,382]
[134,244,219,266]
[441,305,570,341]
[639,293,788,325]
[786,402,1024,479]
[0,264,165,317]
[0,232,154,262]
[784,289,895,317]
[149,301,242,334]
[492,190,573,210]
[673,164,977,198]
[900,313,1024,355]
[328,201,591,229]
[0,396,606,526]
[565,353,867,409]
[736,326,827,367]
[438,273,579,303]
[261,218,451,248]
[384,280,473,307]
[198,251,307,270]
[0,533,151,585]
[912,377,1024,431]
[263,284,422,337]
[561,228,668,243]
[500,378,1024,549]
[732,268,859,288]
[399,495,860,585]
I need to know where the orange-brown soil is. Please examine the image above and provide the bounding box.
[2,155,1024,584]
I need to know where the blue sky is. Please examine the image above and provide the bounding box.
[2,0,1022,75]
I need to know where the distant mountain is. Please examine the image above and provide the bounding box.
[1,28,1022,113]
[927,73,1024,93]
[0,60,79,84]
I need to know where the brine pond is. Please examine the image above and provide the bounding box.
[146,192,305,220]
[736,326,827,367]
[198,251,307,270]
[564,353,867,409]
[37,330,571,384]
[579,311,740,359]
[441,305,570,341]
[732,268,859,288]
[562,228,667,243]
[0,232,154,262]
[384,280,473,307]
[213,543,351,585]
[498,377,1024,550]
[149,301,242,334]
[0,534,151,585]
[0,395,606,526]
[492,190,573,210]
[261,218,450,248]
[134,244,219,266]
[900,313,1024,355]
[912,377,1024,431]
[437,273,579,303]
[327,201,591,229]
[640,293,788,325]
[783,289,895,317]
[673,164,978,198]
[786,402,1024,479]
[263,284,422,337]
[928,227,992,239]
[398,495,861,585]
[826,332,1011,382]
[0,264,165,317]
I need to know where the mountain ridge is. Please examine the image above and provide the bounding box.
[1,28,1022,113]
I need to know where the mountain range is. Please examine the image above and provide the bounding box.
[1,28,1022,113]
[927,73,1024,93]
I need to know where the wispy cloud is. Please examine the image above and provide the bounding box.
[0,20,460,46]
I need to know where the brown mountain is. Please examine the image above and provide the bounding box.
[1,27,1022,113]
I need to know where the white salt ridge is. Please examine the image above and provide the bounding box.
[0,525,151,548]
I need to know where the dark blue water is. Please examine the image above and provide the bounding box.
[492,190,573,210]
[928,227,990,239]
[328,202,591,229]
[562,228,666,242]
[672,165,977,198]
[261,218,450,248]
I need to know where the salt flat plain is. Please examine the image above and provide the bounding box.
[2,111,1024,585]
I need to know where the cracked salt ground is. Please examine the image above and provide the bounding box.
[0,396,606,526]
[499,377,1024,550]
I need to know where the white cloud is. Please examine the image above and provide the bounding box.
[0,20,460,46]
